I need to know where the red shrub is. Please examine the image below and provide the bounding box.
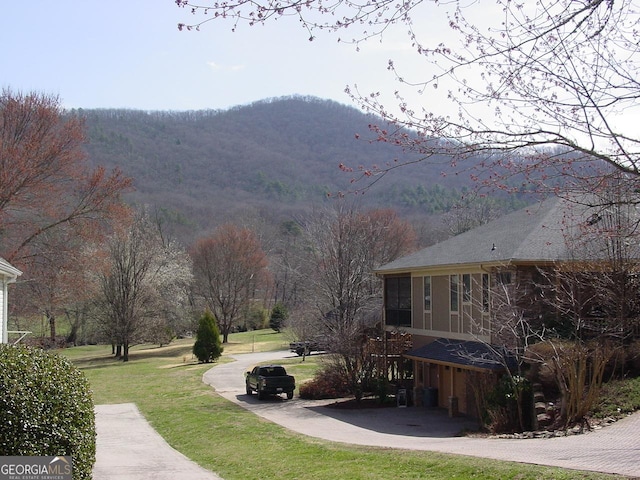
[299,365,351,399]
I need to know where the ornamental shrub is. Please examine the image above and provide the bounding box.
[269,302,288,333]
[298,364,351,400]
[193,310,223,363]
[0,344,95,480]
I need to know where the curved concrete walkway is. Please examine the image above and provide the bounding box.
[203,350,640,478]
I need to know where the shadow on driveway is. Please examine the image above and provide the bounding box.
[232,387,480,439]
[305,404,480,438]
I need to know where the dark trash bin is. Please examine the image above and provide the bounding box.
[423,387,438,408]
[396,388,408,407]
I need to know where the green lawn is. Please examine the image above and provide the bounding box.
[58,331,618,480]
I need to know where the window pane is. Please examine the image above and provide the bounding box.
[385,278,399,309]
[497,272,512,285]
[385,276,412,327]
[450,275,459,311]
[398,277,412,309]
[482,273,490,312]
[424,276,431,311]
[463,274,471,303]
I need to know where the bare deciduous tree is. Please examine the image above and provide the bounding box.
[540,339,614,430]
[540,185,640,341]
[12,233,102,344]
[270,220,306,308]
[191,224,269,343]
[97,210,192,361]
[0,89,131,264]
[300,204,416,400]
[0,89,131,344]
[442,195,504,236]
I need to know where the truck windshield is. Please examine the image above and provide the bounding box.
[259,367,287,377]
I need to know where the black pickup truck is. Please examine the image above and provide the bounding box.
[245,365,296,400]
[289,337,329,356]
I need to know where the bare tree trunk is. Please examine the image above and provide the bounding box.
[47,311,56,343]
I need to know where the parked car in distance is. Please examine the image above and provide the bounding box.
[289,336,330,356]
[245,365,296,400]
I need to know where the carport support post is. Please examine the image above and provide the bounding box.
[448,366,458,417]
[448,396,459,417]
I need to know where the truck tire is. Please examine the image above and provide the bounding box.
[246,383,253,395]
[286,391,294,400]
[257,389,265,400]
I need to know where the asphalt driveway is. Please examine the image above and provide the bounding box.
[203,350,640,478]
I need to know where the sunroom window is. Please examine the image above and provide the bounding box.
[385,276,412,327]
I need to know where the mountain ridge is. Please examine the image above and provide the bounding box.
[78,95,524,243]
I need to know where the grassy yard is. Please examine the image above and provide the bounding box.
[58,331,618,480]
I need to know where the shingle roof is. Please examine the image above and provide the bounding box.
[404,339,517,371]
[376,196,604,273]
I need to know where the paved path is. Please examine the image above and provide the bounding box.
[203,350,640,478]
[94,403,221,480]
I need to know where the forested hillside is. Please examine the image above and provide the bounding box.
[78,96,527,244]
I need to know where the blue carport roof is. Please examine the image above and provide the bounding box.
[404,339,517,372]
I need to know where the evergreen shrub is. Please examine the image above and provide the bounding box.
[269,302,288,333]
[193,310,223,363]
[0,344,95,480]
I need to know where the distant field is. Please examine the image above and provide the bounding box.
[7,315,70,341]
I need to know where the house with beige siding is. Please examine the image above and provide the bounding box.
[375,195,635,417]
[0,257,22,344]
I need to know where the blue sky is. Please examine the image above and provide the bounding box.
[1,1,424,112]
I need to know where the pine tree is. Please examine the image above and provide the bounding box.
[193,310,223,363]
[269,302,288,333]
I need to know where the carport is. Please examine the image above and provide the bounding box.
[404,339,515,417]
